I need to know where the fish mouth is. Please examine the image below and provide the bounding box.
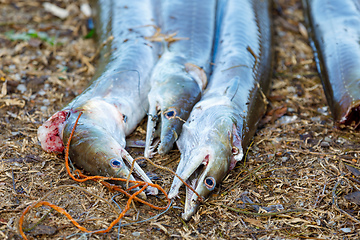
[144,102,180,158]
[185,164,204,199]
[168,154,208,218]
[144,104,162,158]
[172,161,208,221]
[119,149,158,195]
[182,161,209,220]
[169,148,225,220]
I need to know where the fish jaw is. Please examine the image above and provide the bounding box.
[181,148,231,220]
[167,147,211,199]
[169,141,231,220]
[144,102,161,158]
[145,74,201,157]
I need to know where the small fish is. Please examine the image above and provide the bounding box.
[303,0,360,128]
[144,0,216,158]
[168,0,273,220]
[37,0,160,197]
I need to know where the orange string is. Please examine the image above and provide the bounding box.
[134,156,204,202]
[19,112,170,239]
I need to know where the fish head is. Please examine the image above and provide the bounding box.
[158,76,203,155]
[41,98,157,197]
[168,106,243,220]
[145,73,202,157]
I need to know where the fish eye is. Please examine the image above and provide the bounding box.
[204,176,216,191]
[164,109,176,119]
[110,159,122,168]
[232,146,239,155]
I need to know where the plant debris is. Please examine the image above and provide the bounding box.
[1,0,360,239]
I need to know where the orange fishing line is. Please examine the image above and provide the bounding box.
[19,112,170,239]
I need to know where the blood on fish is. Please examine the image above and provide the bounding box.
[37,110,68,152]
[202,154,209,165]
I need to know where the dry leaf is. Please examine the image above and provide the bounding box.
[29,224,57,236]
[344,191,360,205]
[345,164,360,177]
[242,217,264,228]
[43,2,69,19]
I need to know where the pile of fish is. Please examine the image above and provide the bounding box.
[37,0,273,220]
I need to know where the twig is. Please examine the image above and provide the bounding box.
[235,227,293,236]
[126,157,136,190]
[314,181,327,208]
[23,209,54,232]
[247,46,258,70]
[224,162,270,193]
[238,216,257,240]
[142,25,189,43]
[89,35,114,62]
[0,21,29,26]
[332,176,360,224]
[243,141,254,167]
[11,169,19,205]
[121,199,174,227]
[222,204,305,216]
[136,156,204,202]
[110,193,123,240]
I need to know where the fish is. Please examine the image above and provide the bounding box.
[303,0,360,129]
[144,0,216,158]
[37,0,160,197]
[168,0,273,220]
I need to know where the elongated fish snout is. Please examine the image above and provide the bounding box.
[60,111,157,198]
[145,74,202,158]
[157,106,183,155]
[168,107,244,220]
[168,145,230,220]
[144,101,161,158]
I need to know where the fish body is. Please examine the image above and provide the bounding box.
[303,0,360,128]
[168,0,273,220]
[37,0,160,196]
[144,0,216,157]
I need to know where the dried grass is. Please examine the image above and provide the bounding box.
[1,0,360,239]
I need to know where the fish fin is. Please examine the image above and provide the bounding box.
[224,76,240,101]
[185,63,207,91]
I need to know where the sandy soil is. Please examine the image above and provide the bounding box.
[1,0,360,239]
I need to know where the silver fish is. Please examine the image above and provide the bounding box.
[303,0,360,128]
[168,0,273,220]
[144,0,216,158]
[38,0,160,197]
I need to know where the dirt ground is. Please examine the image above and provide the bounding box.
[1,0,360,239]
